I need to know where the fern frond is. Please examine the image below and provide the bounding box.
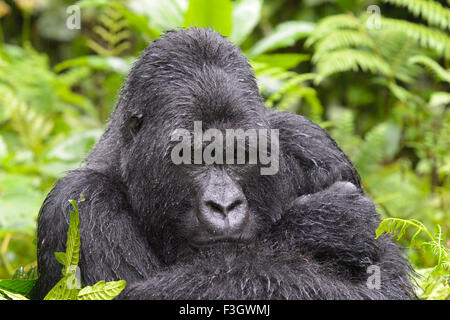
[423,225,450,271]
[372,30,423,83]
[87,6,131,56]
[266,73,316,107]
[376,219,450,272]
[381,0,450,31]
[329,109,361,157]
[381,17,450,59]
[314,49,391,82]
[409,55,450,83]
[305,14,361,47]
[375,218,433,249]
[314,30,375,59]
[309,14,427,83]
[387,81,425,105]
[354,122,393,173]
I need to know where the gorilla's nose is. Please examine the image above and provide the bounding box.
[197,173,249,235]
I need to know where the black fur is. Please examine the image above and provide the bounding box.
[33,28,415,300]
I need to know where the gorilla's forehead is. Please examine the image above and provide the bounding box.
[139,68,267,130]
[122,28,266,124]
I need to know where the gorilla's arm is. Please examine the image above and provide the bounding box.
[268,109,362,194]
[33,169,159,299]
[269,181,382,273]
[267,110,381,270]
[121,237,413,300]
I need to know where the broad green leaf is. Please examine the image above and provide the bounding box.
[43,275,80,300]
[0,279,37,295]
[247,21,315,58]
[77,280,127,300]
[0,288,29,300]
[251,53,310,70]
[128,0,188,32]
[230,0,262,45]
[184,0,232,36]
[54,56,134,75]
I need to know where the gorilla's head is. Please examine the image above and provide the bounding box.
[89,28,286,264]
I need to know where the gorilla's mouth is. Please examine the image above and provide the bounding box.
[187,234,253,248]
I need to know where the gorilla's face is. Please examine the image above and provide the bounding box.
[116,50,285,261]
[178,157,258,248]
[119,90,284,258]
[165,108,276,249]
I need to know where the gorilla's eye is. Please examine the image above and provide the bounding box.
[129,114,143,135]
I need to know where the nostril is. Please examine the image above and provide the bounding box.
[205,201,225,216]
[226,199,242,212]
[198,197,249,235]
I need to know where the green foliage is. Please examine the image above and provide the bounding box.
[307,15,438,83]
[0,279,36,296]
[77,0,160,39]
[77,280,128,300]
[0,288,29,300]
[0,266,37,298]
[184,0,232,36]
[0,199,126,300]
[42,199,126,300]
[0,44,101,269]
[306,1,450,83]
[247,21,315,58]
[408,55,450,83]
[126,0,187,33]
[252,54,322,122]
[376,218,450,299]
[0,0,448,300]
[230,0,262,45]
[87,6,131,56]
[380,17,450,59]
[381,0,450,31]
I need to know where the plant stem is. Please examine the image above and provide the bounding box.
[0,234,15,276]
[0,21,3,48]
[22,11,30,46]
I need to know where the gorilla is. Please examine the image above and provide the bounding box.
[33,28,414,299]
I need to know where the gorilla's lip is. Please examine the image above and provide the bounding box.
[187,234,252,248]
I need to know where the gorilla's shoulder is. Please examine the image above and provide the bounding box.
[266,108,331,141]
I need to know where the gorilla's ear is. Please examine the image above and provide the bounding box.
[129,113,144,135]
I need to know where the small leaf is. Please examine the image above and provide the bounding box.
[54,252,67,267]
[43,276,80,300]
[77,280,127,300]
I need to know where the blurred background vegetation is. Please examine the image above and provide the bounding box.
[0,0,448,299]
